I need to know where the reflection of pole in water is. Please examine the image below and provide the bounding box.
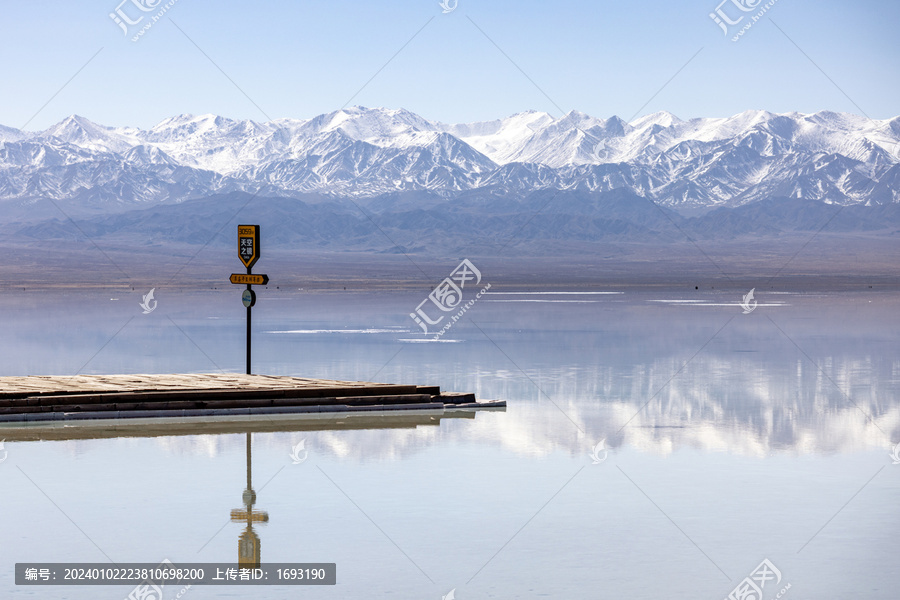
[230,432,268,568]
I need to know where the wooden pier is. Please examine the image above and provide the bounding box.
[0,373,504,424]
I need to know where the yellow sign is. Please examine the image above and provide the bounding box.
[237,225,260,269]
[230,273,269,285]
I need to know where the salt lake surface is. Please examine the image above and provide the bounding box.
[0,287,898,599]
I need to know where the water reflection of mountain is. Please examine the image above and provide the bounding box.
[480,352,898,454]
[142,351,899,462]
[19,290,896,459]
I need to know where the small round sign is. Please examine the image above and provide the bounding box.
[242,288,256,308]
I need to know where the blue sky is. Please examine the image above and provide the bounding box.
[1,0,897,130]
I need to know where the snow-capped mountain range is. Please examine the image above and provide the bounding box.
[1,106,899,210]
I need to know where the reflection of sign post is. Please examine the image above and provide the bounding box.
[233,225,266,375]
[237,529,262,569]
[231,433,268,569]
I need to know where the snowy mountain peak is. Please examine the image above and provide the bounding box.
[0,124,27,143]
[41,115,85,136]
[149,113,244,136]
[630,111,682,129]
[41,114,136,153]
[307,106,437,142]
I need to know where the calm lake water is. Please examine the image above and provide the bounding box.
[1,287,898,599]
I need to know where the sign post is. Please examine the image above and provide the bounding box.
[233,225,267,375]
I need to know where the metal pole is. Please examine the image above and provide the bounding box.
[246,285,252,375]
[246,264,252,375]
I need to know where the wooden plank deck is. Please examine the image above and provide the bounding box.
[0,373,503,423]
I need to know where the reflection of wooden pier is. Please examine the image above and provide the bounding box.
[0,373,504,424]
[0,410,480,442]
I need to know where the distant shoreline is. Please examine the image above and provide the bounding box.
[2,234,898,292]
